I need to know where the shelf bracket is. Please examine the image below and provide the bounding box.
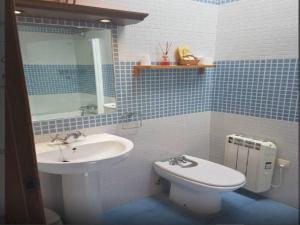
[133,67,141,76]
[199,68,205,75]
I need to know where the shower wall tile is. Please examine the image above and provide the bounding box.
[24,65,81,95]
[102,64,115,97]
[24,64,114,96]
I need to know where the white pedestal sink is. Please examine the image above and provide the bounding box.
[35,133,134,224]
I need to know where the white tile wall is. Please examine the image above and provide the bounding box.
[73,0,218,62]
[29,93,97,116]
[119,0,218,62]
[210,112,298,208]
[35,112,211,213]
[215,0,299,60]
[19,31,78,65]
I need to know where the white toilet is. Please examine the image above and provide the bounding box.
[154,155,246,214]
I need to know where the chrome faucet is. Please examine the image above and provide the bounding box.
[64,131,86,141]
[169,156,187,165]
[50,134,66,143]
[50,131,86,144]
[79,105,97,116]
[168,156,198,168]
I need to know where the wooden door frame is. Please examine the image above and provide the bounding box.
[5,0,46,223]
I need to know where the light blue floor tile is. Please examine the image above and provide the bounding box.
[219,190,258,215]
[102,192,299,225]
[211,198,298,225]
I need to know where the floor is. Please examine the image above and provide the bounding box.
[101,190,299,225]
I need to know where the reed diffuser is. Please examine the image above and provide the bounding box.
[159,42,172,65]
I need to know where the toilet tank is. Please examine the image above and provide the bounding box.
[224,134,277,193]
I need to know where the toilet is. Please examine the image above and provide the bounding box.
[154,155,246,214]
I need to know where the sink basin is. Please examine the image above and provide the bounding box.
[35,133,134,174]
[35,133,134,224]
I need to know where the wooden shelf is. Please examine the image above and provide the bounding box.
[15,0,149,26]
[133,64,216,76]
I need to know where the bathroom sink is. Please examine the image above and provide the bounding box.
[35,133,134,174]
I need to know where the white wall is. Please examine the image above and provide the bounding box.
[118,0,218,62]
[74,30,113,65]
[212,0,299,208]
[73,0,219,62]
[215,0,299,60]
[29,93,97,119]
[210,112,298,208]
[19,32,78,65]
[19,29,114,65]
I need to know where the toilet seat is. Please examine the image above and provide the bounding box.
[154,155,246,189]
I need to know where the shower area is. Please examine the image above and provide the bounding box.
[17,24,116,121]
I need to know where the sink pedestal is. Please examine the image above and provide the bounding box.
[62,171,102,224]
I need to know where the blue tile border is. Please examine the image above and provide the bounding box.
[212,59,299,123]
[31,57,298,135]
[32,62,214,135]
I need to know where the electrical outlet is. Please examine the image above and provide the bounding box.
[277,159,291,168]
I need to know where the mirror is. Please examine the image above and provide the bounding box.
[17,23,116,122]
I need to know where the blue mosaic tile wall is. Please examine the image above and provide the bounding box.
[114,62,213,120]
[32,65,214,135]
[212,59,299,122]
[18,23,82,34]
[24,64,115,97]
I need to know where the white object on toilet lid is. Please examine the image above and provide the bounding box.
[44,208,62,225]
[155,155,245,187]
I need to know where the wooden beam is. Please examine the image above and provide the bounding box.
[15,0,149,26]
[5,0,46,223]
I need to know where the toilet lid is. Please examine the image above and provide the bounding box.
[155,155,246,187]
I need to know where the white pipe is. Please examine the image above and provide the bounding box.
[271,165,284,188]
[91,38,104,114]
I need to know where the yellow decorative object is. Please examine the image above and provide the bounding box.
[177,46,191,59]
[176,46,200,65]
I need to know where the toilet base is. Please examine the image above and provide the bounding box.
[169,183,221,214]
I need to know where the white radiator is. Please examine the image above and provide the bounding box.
[224,134,277,193]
